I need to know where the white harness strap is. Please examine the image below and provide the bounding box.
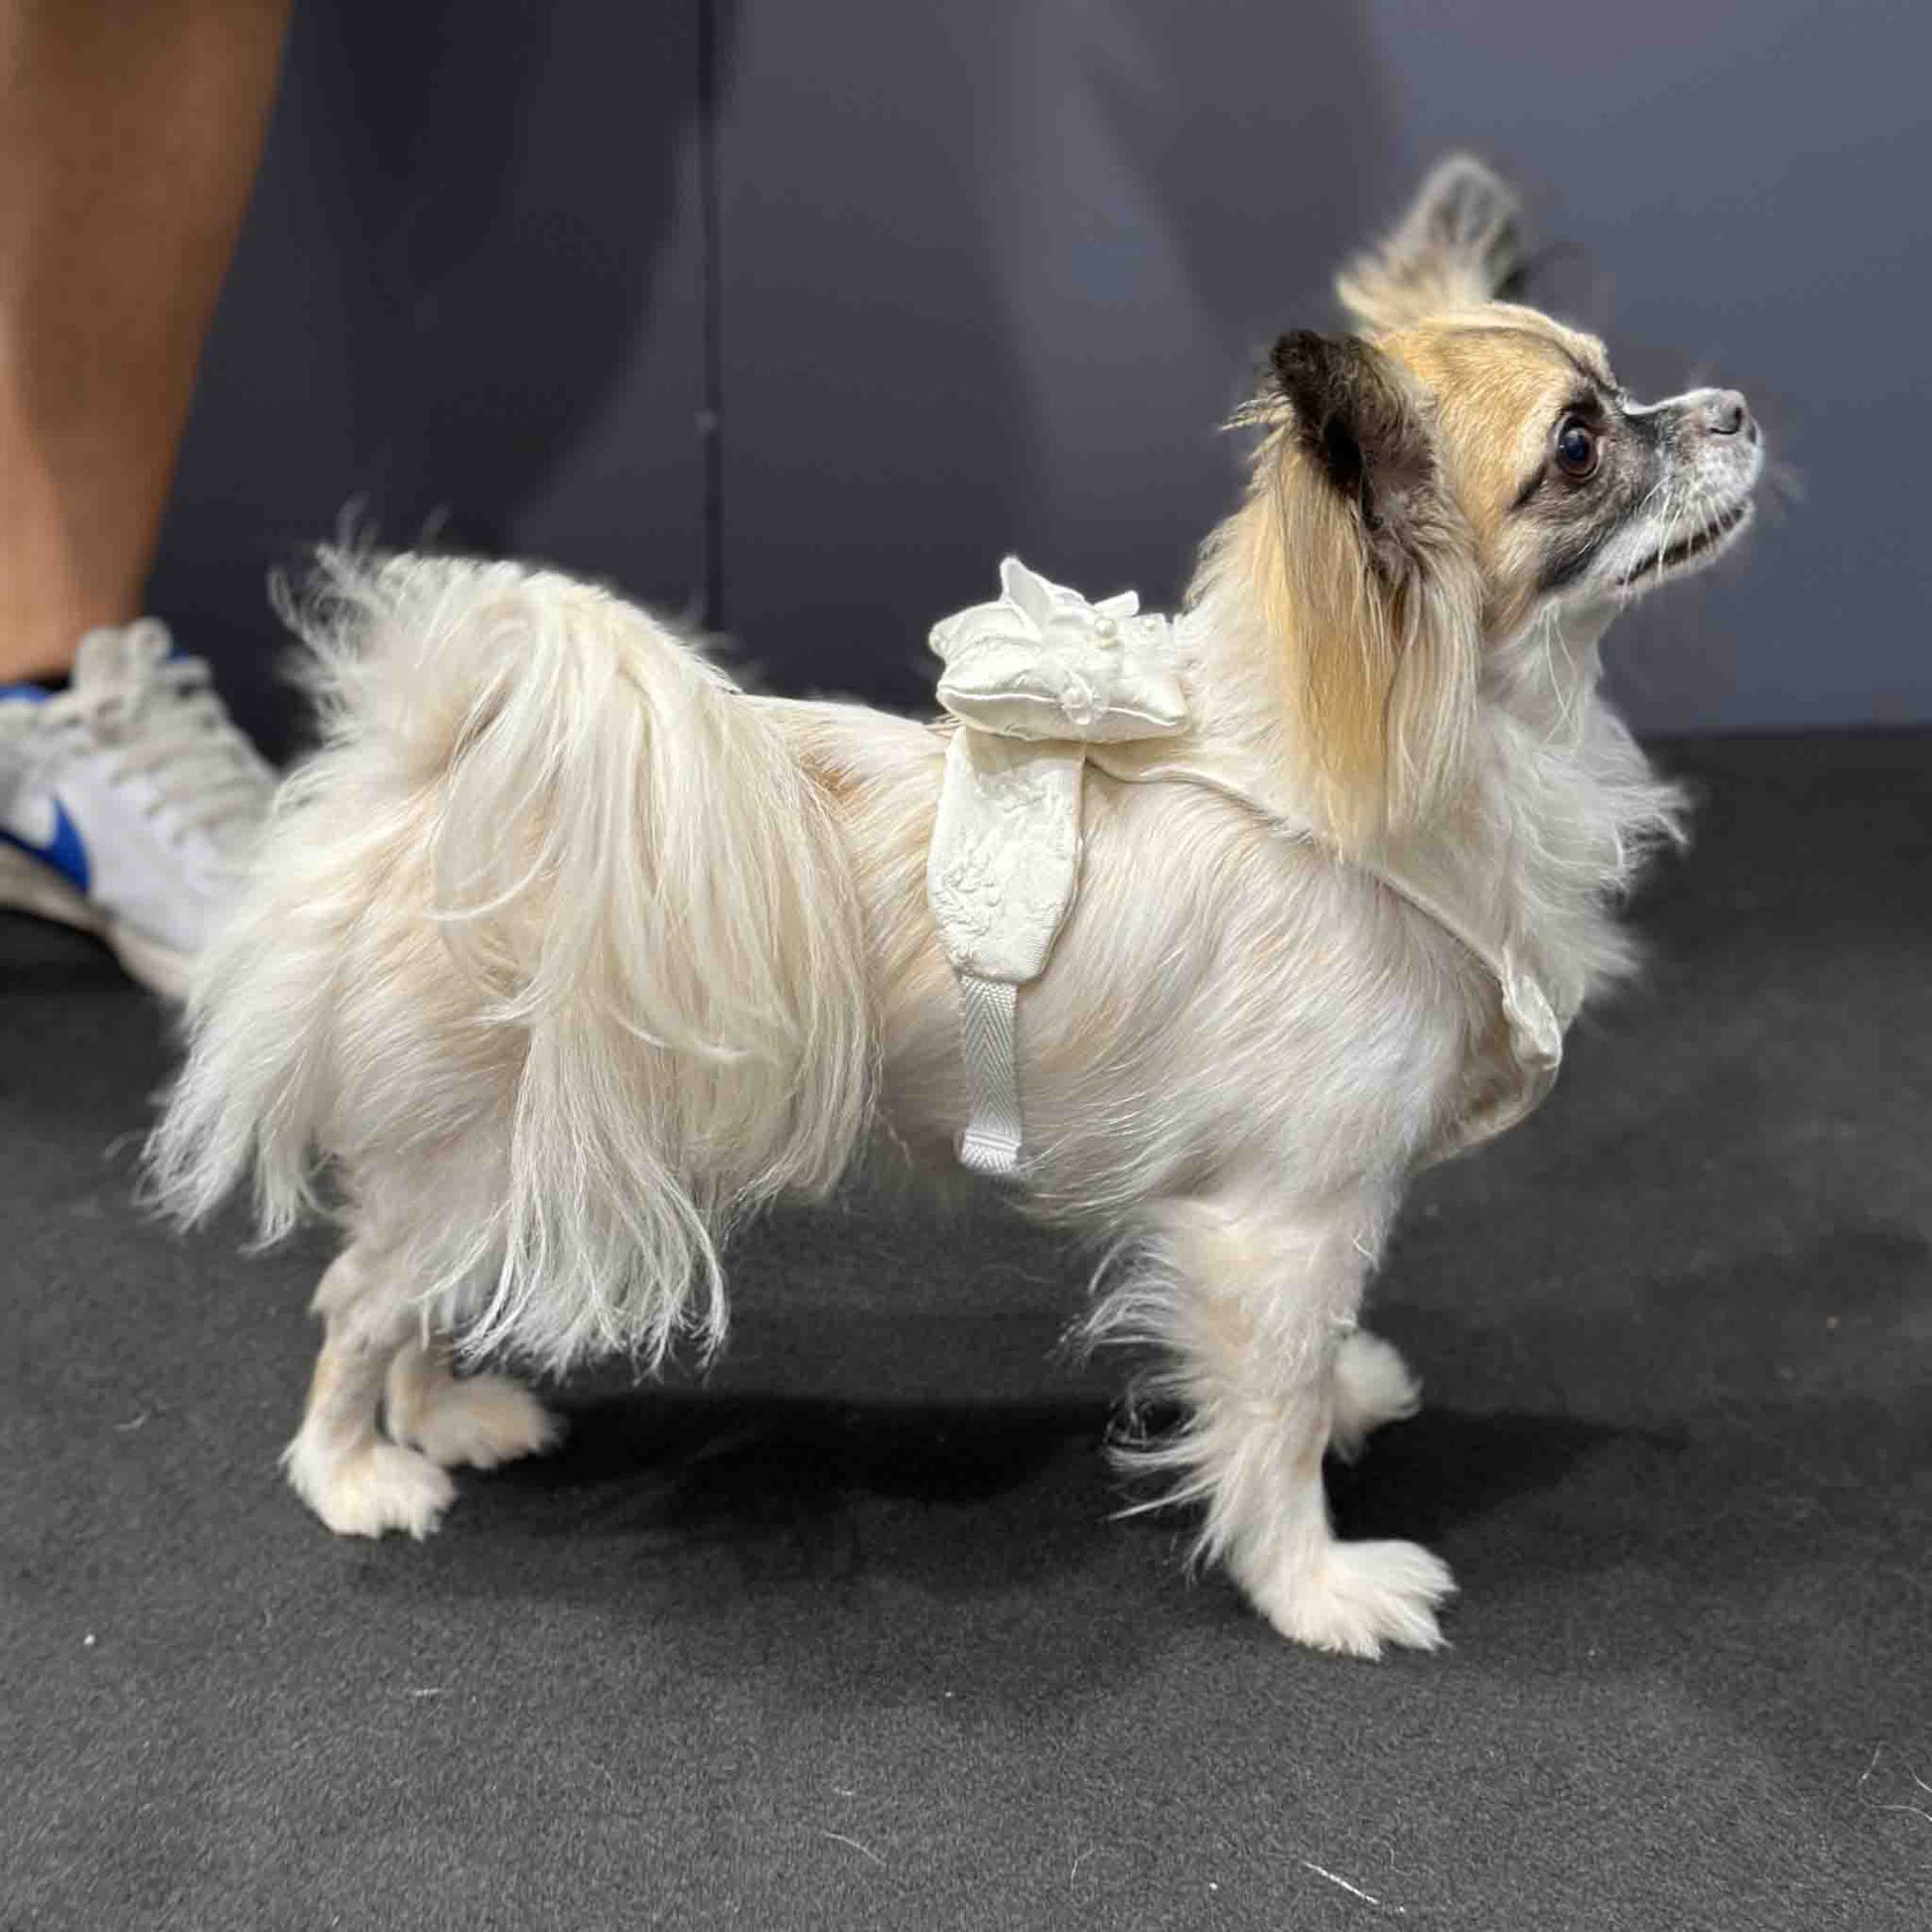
[925,557,1570,1176]
[954,975,1024,1174]
[1096,750,1566,1161]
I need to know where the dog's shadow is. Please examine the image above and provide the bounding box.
[434,1372,1643,1603]
[1325,1403,1673,1550]
[376,1353,1668,1711]
[406,1380,1155,1711]
[489,1383,1118,1585]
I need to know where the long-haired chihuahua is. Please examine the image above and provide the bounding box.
[152,157,1762,1655]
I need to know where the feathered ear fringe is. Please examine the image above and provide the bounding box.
[1273,453,1481,850]
[1220,335,1483,851]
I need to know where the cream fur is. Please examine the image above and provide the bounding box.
[150,161,1757,1655]
[151,553,873,1372]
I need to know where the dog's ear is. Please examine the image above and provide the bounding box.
[1267,330,1441,575]
[1336,153,1523,333]
[1253,330,1481,848]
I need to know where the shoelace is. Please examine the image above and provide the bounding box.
[3,620,274,866]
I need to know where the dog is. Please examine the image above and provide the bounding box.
[151,157,1762,1656]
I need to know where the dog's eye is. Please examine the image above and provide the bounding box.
[1554,416,1601,482]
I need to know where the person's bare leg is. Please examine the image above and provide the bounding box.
[0,0,290,681]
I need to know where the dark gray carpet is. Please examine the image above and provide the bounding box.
[4,732,1928,1930]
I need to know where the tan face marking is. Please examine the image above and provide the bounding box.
[1377,308,1618,629]
[1384,315,1609,534]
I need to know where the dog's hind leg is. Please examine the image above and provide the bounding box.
[282,1242,455,1539]
[384,1338,562,1471]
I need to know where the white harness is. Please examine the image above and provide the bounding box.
[924,558,1566,1177]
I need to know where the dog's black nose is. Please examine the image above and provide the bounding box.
[1705,390,1750,437]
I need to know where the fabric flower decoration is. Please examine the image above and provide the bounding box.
[929,556,1187,744]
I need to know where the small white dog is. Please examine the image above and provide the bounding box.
[152,159,1762,1655]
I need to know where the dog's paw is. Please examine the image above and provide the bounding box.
[1243,1538,1456,1658]
[1329,1329,1423,1462]
[392,1372,563,1471]
[285,1434,456,1540]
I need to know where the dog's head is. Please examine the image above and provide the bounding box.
[1224,155,1762,847]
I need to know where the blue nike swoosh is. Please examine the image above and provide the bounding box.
[2,798,91,894]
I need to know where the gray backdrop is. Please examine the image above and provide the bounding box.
[151,0,1929,759]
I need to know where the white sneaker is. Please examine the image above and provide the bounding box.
[0,620,276,997]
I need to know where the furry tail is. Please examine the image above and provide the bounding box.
[148,552,874,1368]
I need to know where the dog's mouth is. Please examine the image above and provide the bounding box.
[1618,499,1753,589]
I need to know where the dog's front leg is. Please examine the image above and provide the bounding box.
[1123,1186,1451,1657]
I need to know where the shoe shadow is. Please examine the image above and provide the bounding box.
[0,913,136,997]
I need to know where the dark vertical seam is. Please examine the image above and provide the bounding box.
[698,0,725,632]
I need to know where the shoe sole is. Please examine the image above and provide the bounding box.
[0,842,193,999]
